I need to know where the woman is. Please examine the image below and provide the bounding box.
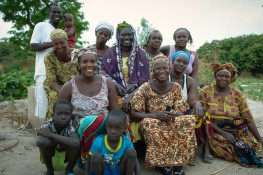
[58,48,118,161]
[102,21,150,102]
[199,63,263,167]
[130,56,197,175]
[44,29,78,120]
[87,21,114,74]
[160,28,198,83]
[141,29,164,71]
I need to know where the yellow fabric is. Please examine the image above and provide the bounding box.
[40,150,67,171]
[122,57,128,78]
[130,122,141,143]
[104,135,122,152]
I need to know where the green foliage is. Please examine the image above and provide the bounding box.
[137,18,152,45]
[197,34,263,74]
[0,0,89,51]
[0,71,34,102]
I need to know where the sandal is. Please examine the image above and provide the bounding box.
[202,154,214,163]
[172,166,185,175]
[158,167,173,175]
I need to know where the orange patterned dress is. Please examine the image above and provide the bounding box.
[130,82,197,168]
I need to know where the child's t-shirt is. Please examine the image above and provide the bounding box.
[89,134,134,175]
[41,119,75,152]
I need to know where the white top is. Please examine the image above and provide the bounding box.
[30,21,55,79]
[182,74,188,100]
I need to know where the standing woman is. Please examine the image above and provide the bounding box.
[87,21,114,74]
[141,29,164,71]
[160,28,199,83]
[44,29,78,120]
[102,21,150,105]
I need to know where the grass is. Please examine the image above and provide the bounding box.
[199,60,263,101]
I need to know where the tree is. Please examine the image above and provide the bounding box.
[137,18,152,46]
[0,0,89,52]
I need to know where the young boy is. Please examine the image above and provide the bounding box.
[63,13,76,48]
[86,109,140,175]
[36,101,80,175]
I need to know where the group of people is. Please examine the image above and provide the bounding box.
[31,3,263,175]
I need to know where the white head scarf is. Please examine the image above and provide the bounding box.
[95,20,114,38]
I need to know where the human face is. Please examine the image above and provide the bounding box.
[175,31,189,48]
[78,53,98,77]
[96,28,111,45]
[106,117,125,142]
[173,55,189,73]
[153,60,170,81]
[64,15,73,27]
[49,6,62,24]
[52,38,68,53]
[119,28,134,47]
[149,31,163,49]
[215,71,231,89]
[53,104,72,128]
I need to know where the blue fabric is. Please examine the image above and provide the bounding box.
[171,51,190,64]
[89,134,134,175]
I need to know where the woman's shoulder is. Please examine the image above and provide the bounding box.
[200,84,213,93]
[230,86,246,99]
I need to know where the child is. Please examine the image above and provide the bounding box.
[36,101,80,175]
[86,109,140,175]
[63,13,76,48]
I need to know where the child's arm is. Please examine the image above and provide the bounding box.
[66,26,76,37]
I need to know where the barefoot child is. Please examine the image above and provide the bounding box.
[86,109,140,175]
[63,13,76,48]
[36,101,80,175]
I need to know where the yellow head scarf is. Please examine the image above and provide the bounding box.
[50,29,68,41]
[210,63,237,84]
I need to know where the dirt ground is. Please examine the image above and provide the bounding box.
[0,99,263,175]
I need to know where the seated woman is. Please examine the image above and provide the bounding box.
[44,29,78,120]
[87,20,114,74]
[199,63,263,167]
[141,28,164,71]
[160,28,198,83]
[58,48,118,161]
[102,21,150,106]
[130,56,197,175]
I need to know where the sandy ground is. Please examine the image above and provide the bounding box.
[0,99,263,175]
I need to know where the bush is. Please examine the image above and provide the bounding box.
[0,71,34,102]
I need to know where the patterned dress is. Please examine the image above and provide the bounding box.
[199,85,262,164]
[130,82,197,168]
[44,50,78,120]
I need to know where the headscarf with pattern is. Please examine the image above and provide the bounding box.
[71,48,97,63]
[141,28,160,49]
[115,21,139,88]
[210,63,237,84]
[50,29,68,41]
[151,55,170,79]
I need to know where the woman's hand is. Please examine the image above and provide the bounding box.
[192,101,205,120]
[126,84,137,94]
[115,83,126,97]
[72,113,83,128]
[221,130,235,144]
[155,112,170,122]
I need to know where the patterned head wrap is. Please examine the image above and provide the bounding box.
[141,28,161,48]
[173,28,193,44]
[172,51,191,64]
[210,63,237,84]
[115,21,139,88]
[50,29,68,41]
[151,55,170,79]
[95,20,114,38]
[71,48,97,63]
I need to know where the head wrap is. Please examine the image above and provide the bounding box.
[173,28,193,44]
[171,51,191,64]
[210,63,237,84]
[71,48,97,63]
[95,20,114,38]
[117,21,130,32]
[141,28,161,48]
[151,55,170,79]
[50,29,68,41]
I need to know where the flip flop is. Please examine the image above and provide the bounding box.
[202,154,214,163]
[172,166,185,175]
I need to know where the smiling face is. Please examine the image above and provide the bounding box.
[173,55,189,73]
[175,31,189,48]
[95,28,111,45]
[152,60,170,81]
[119,28,134,47]
[53,104,72,129]
[215,71,231,89]
[52,38,68,54]
[106,117,125,142]
[78,53,98,77]
[149,31,163,49]
[49,5,62,24]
